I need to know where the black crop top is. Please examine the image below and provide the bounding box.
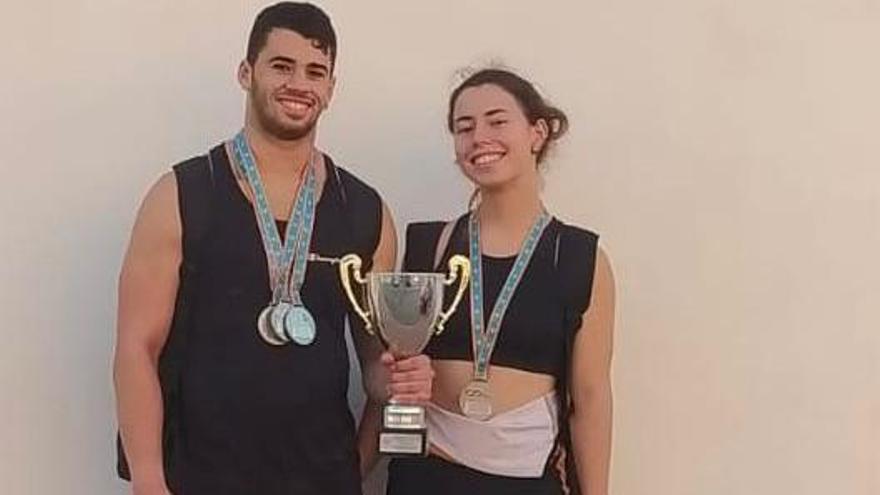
[403,214,599,379]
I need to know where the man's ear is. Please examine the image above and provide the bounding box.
[238,60,253,91]
[323,74,337,110]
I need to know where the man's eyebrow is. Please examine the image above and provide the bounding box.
[305,62,329,73]
[267,55,296,65]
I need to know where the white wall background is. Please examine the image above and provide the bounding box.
[1,1,878,494]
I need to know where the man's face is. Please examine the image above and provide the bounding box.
[239,28,335,141]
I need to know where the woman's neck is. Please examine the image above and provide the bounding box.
[476,174,545,254]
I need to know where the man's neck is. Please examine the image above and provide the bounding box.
[243,124,314,176]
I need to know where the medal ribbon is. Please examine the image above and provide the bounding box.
[468,209,551,382]
[231,131,317,305]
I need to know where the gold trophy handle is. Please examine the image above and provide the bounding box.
[435,255,471,335]
[338,253,375,335]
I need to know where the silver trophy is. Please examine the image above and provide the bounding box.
[339,253,470,456]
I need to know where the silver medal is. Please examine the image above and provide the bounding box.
[257,305,287,346]
[270,302,293,343]
[285,304,316,346]
[459,380,493,421]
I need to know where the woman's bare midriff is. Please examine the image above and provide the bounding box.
[427,359,556,461]
[431,359,556,414]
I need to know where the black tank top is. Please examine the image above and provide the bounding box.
[403,215,599,379]
[174,145,380,494]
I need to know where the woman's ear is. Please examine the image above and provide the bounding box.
[531,118,550,155]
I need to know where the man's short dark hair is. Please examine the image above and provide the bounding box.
[246,2,337,71]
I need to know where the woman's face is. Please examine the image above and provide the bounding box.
[451,84,547,190]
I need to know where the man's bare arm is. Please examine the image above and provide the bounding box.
[113,173,181,494]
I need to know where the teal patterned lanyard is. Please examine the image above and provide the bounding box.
[468,209,551,381]
[231,131,317,304]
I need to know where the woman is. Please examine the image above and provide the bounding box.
[386,68,615,495]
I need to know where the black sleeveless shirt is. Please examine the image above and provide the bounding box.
[171,145,380,494]
[403,215,599,380]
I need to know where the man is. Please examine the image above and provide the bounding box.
[113,3,432,494]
